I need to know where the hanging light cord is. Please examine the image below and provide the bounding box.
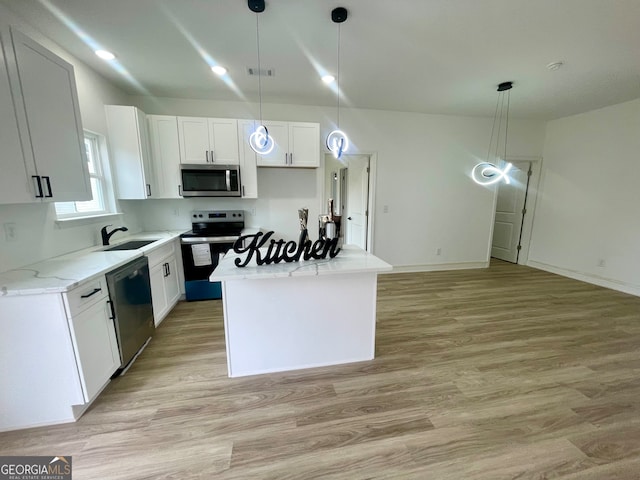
[503,89,510,161]
[336,22,341,128]
[486,89,510,162]
[255,13,263,124]
[486,91,500,161]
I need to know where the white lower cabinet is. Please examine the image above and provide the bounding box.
[147,240,181,326]
[0,276,120,431]
[67,295,120,402]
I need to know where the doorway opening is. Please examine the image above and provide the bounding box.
[490,158,542,264]
[324,153,375,252]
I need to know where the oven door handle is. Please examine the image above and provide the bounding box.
[180,236,239,245]
[225,170,231,191]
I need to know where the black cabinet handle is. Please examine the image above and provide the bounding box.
[42,176,53,197]
[178,185,182,196]
[242,185,245,197]
[32,176,43,198]
[206,151,209,163]
[106,299,115,320]
[146,184,151,197]
[80,287,102,298]
[166,263,171,276]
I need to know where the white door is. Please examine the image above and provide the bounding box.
[344,156,370,250]
[491,161,531,263]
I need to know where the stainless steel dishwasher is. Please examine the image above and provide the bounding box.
[105,256,155,372]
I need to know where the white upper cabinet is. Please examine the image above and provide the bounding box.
[105,105,155,199]
[238,120,259,198]
[255,121,319,168]
[0,26,90,204]
[288,122,320,167]
[177,116,239,165]
[148,115,182,199]
[0,26,30,204]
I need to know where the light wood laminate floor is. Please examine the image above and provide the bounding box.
[2,260,640,479]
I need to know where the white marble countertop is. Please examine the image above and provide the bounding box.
[0,231,186,296]
[210,245,392,281]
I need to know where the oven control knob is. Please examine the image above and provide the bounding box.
[232,213,236,217]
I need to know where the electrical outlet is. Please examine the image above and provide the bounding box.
[597,259,606,267]
[383,205,389,213]
[250,207,257,216]
[3,222,17,241]
[436,248,442,256]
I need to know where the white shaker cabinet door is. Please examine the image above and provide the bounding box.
[208,118,239,164]
[178,117,210,164]
[164,256,181,310]
[148,115,182,198]
[105,105,155,199]
[0,28,34,204]
[67,298,120,402]
[289,122,320,167]
[255,121,288,166]
[149,261,168,326]
[11,28,90,202]
[238,120,259,198]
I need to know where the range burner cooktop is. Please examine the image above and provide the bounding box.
[180,210,245,243]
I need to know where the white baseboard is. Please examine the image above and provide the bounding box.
[389,261,489,274]
[527,260,640,297]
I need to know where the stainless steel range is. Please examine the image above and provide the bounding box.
[180,210,244,300]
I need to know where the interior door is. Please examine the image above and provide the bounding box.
[344,156,370,250]
[491,161,531,263]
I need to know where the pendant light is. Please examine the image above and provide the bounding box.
[472,81,514,186]
[326,7,349,160]
[248,0,274,155]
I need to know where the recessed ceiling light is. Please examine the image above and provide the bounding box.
[211,65,227,76]
[95,50,115,61]
[322,75,335,84]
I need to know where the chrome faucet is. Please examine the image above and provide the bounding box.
[101,225,128,246]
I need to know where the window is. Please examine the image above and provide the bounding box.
[55,131,115,218]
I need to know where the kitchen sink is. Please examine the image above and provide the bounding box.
[104,239,158,251]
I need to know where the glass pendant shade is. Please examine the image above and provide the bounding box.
[249,124,274,155]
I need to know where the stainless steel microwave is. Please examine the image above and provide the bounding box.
[180,164,241,197]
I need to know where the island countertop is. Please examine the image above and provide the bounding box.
[210,245,392,282]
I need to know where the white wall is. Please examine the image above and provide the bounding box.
[131,96,546,268]
[528,98,640,296]
[0,5,139,273]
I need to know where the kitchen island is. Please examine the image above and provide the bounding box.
[210,245,392,377]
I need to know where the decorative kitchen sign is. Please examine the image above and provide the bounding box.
[232,208,340,268]
[232,230,340,267]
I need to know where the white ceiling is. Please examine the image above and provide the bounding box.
[3,0,640,120]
